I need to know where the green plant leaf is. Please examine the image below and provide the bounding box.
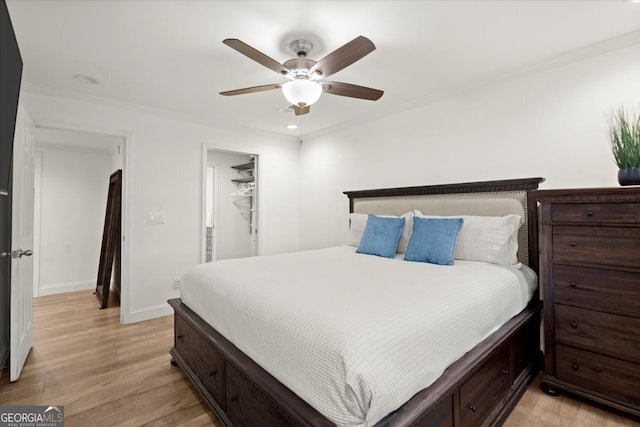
[607,106,640,169]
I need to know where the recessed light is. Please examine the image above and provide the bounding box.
[73,74,100,85]
[287,124,298,129]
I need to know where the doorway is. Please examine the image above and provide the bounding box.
[32,126,128,317]
[202,149,258,262]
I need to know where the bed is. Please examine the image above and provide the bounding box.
[169,177,544,427]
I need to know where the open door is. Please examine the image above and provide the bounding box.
[9,105,35,381]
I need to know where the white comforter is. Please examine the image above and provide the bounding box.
[180,246,537,427]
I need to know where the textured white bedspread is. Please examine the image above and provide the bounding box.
[180,246,537,427]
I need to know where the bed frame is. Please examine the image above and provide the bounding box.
[169,177,545,427]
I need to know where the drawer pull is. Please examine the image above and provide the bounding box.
[177,335,184,341]
[502,369,509,375]
[569,241,577,247]
[569,281,577,288]
[572,363,579,371]
[230,394,239,403]
[469,404,477,412]
[570,321,578,328]
[586,211,593,217]
[209,369,218,377]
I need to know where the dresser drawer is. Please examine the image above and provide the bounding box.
[553,265,640,315]
[556,344,640,406]
[555,304,640,363]
[553,226,640,268]
[175,315,225,405]
[552,203,636,223]
[459,346,510,427]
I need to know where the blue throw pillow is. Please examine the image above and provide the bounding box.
[356,214,406,258]
[404,217,464,265]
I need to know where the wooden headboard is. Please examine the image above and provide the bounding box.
[343,177,545,272]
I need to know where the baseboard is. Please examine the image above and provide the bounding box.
[38,280,94,296]
[122,303,173,324]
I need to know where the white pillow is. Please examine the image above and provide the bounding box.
[414,210,522,265]
[348,212,414,253]
[348,213,368,247]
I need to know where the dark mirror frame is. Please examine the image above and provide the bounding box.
[96,169,122,309]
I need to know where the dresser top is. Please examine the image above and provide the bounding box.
[533,187,640,203]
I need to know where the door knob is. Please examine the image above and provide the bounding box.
[1,249,33,258]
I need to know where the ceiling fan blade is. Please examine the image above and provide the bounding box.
[220,84,281,96]
[309,36,376,79]
[223,39,291,77]
[294,105,311,116]
[322,81,383,101]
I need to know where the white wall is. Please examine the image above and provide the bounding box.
[298,43,640,250]
[22,40,640,320]
[207,150,253,261]
[20,91,300,323]
[36,145,113,295]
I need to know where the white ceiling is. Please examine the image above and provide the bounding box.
[7,1,640,137]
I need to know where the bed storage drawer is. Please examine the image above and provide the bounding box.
[555,304,640,363]
[553,265,640,315]
[556,344,640,406]
[175,315,225,405]
[226,362,300,427]
[459,346,510,427]
[408,395,453,427]
[551,203,636,223]
[552,226,640,268]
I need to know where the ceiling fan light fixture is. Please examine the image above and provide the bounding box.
[221,36,382,116]
[282,79,322,107]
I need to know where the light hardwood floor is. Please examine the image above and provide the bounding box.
[0,290,638,426]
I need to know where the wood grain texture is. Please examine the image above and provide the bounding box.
[555,305,640,364]
[1,290,638,426]
[459,345,510,427]
[505,376,639,427]
[553,226,640,268]
[555,344,640,406]
[0,291,219,427]
[553,265,640,317]
[343,177,545,200]
[535,187,640,419]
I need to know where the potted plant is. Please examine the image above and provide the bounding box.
[608,106,640,186]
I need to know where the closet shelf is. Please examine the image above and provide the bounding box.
[231,177,255,183]
[231,162,255,171]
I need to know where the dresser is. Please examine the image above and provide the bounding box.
[534,188,640,417]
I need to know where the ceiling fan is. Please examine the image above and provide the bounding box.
[220,36,384,116]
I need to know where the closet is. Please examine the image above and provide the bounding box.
[204,150,258,262]
[230,158,257,242]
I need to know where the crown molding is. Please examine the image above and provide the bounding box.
[20,30,640,143]
[20,83,296,142]
[304,30,640,140]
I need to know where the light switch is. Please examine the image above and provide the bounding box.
[147,212,165,224]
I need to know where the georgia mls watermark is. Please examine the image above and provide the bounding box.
[0,406,64,427]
